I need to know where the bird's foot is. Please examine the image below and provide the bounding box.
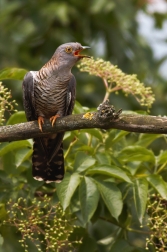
[50,114,60,127]
[38,116,44,132]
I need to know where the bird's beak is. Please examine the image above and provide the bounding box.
[74,46,91,58]
[82,46,91,50]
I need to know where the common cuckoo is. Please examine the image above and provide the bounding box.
[22,42,90,183]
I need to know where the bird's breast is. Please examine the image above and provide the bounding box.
[34,77,68,118]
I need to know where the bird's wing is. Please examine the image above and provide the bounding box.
[22,72,49,155]
[65,74,76,116]
[22,71,36,121]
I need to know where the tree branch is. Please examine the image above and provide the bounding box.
[0,110,167,142]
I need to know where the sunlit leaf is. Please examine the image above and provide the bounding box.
[15,148,32,167]
[0,140,32,156]
[81,128,103,141]
[118,146,155,164]
[147,174,167,199]
[73,101,85,114]
[6,111,27,125]
[137,133,162,147]
[157,150,167,166]
[0,68,27,80]
[76,145,94,155]
[86,165,132,183]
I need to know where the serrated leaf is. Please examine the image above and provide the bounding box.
[118,146,155,164]
[56,173,80,210]
[0,67,27,80]
[133,178,148,224]
[0,140,32,156]
[96,180,123,220]
[86,165,132,183]
[7,111,27,125]
[79,177,99,224]
[147,174,167,199]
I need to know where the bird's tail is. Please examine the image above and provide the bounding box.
[32,135,64,183]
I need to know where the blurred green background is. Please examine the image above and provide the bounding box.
[1,1,167,251]
[1,0,167,115]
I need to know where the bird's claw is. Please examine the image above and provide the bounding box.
[50,114,60,127]
[38,116,44,132]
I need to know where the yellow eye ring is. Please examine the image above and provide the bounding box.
[65,47,72,53]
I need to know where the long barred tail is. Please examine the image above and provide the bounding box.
[32,135,64,183]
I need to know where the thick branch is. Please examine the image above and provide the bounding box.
[0,112,167,142]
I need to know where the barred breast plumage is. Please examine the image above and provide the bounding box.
[22,42,90,183]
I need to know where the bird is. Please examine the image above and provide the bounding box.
[22,42,90,183]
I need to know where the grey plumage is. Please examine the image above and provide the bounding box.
[22,42,90,183]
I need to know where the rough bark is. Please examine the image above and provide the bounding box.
[0,111,167,142]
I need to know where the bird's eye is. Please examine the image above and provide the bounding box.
[65,47,72,53]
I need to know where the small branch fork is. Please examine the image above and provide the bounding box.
[0,100,167,142]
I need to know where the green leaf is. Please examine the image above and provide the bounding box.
[73,101,85,114]
[56,173,80,210]
[105,130,129,149]
[86,165,132,183]
[76,145,94,154]
[96,152,111,165]
[0,235,4,246]
[118,146,155,164]
[137,133,162,147]
[0,140,32,156]
[157,150,167,166]
[147,174,167,199]
[81,128,103,141]
[7,111,27,125]
[133,178,148,224]
[0,67,27,80]
[74,152,96,172]
[111,130,130,145]
[15,148,32,167]
[96,180,123,220]
[79,177,99,224]
[110,239,134,252]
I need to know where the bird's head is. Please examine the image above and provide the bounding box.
[54,42,91,68]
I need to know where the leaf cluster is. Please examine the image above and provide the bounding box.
[1,106,167,251]
[0,59,165,251]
